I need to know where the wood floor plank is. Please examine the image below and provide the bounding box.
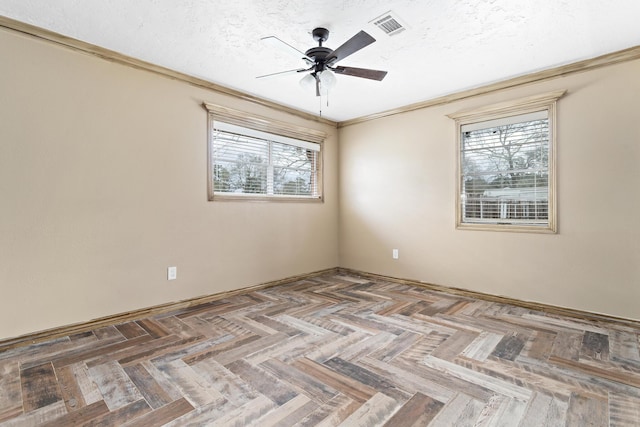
[338,392,400,426]
[54,364,88,411]
[122,363,173,409]
[191,358,259,406]
[80,399,151,427]
[381,392,444,427]
[0,406,23,424]
[422,355,532,401]
[181,333,261,366]
[115,321,148,339]
[1,271,639,426]
[1,401,67,427]
[580,331,610,361]
[565,392,608,427]
[156,359,224,407]
[551,331,583,361]
[549,355,640,389]
[523,329,556,361]
[214,332,290,366]
[42,400,110,427]
[336,331,397,361]
[51,335,154,368]
[84,334,183,368]
[609,392,640,426]
[270,398,318,427]
[205,394,276,427]
[458,357,573,401]
[259,358,339,404]
[249,394,311,426]
[323,357,411,401]
[490,331,526,361]
[293,357,377,403]
[518,392,566,427]
[20,362,63,412]
[135,319,170,339]
[245,331,330,365]
[430,329,479,361]
[71,362,109,406]
[460,331,504,361]
[391,353,495,402]
[88,361,145,410]
[0,360,22,417]
[93,326,124,341]
[609,330,640,365]
[225,359,298,406]
[359,356,455,403]
[428,393,483,426]
[298,393,361,427]
[120,397,193,427]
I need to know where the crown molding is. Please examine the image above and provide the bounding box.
[0,15,336,127]
[3,16,639,137]
[338,45,640,128]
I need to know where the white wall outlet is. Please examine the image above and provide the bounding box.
[392,249,399,259]
[167,266,177,280]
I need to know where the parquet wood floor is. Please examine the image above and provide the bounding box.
[1,273,639,426]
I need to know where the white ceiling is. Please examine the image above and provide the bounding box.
[2,0,640,122]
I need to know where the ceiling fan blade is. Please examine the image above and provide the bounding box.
[261,36,314,64]
[332,66,388,81]
[326,30,376,64]
[314,74,320,97]
[256,67,309,79]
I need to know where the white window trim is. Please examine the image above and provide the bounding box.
[447,90,566,233]
[204,103,325,202]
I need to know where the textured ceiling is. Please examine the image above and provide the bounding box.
[2,0,640,122]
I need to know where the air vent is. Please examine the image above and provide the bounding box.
[370,11,407,36]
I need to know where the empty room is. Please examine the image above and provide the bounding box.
[1,1,639,426]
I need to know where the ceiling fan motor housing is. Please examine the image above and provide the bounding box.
[307,28,333,72]
[305,46,333,72]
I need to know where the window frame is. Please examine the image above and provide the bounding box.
[204,103,325,202]
[448,90,566,233]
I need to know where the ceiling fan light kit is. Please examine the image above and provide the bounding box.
[258,26,388,101]
[299,69,336,96]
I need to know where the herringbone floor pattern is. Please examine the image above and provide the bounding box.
[1,273,639,426]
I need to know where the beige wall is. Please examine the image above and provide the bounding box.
[0,28,339,340]
[339,59,640,320]
[1,24,639,342]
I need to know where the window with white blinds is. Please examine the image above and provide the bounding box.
[205,103,324,201]
[448,91,565,232]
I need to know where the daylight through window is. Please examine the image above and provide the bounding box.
[449,91,564,232]
[207,115,323,201]
[462,111,549,225]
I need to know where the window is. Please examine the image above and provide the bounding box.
[204,103,324,201]
[448,91,565,232]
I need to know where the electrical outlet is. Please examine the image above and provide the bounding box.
[168,266,177,280]
[392,249,399,259]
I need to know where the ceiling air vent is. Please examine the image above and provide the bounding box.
[370,11,407,36]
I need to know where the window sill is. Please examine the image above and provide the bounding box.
[209,194,324,203]
[456,221,556,234]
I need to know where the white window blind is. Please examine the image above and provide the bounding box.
[460,110,550,227]
[213,121,320,152]
[204,102,325,201]
[449,91,564,232]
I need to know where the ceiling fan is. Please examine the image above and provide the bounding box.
[257,27,388,97]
